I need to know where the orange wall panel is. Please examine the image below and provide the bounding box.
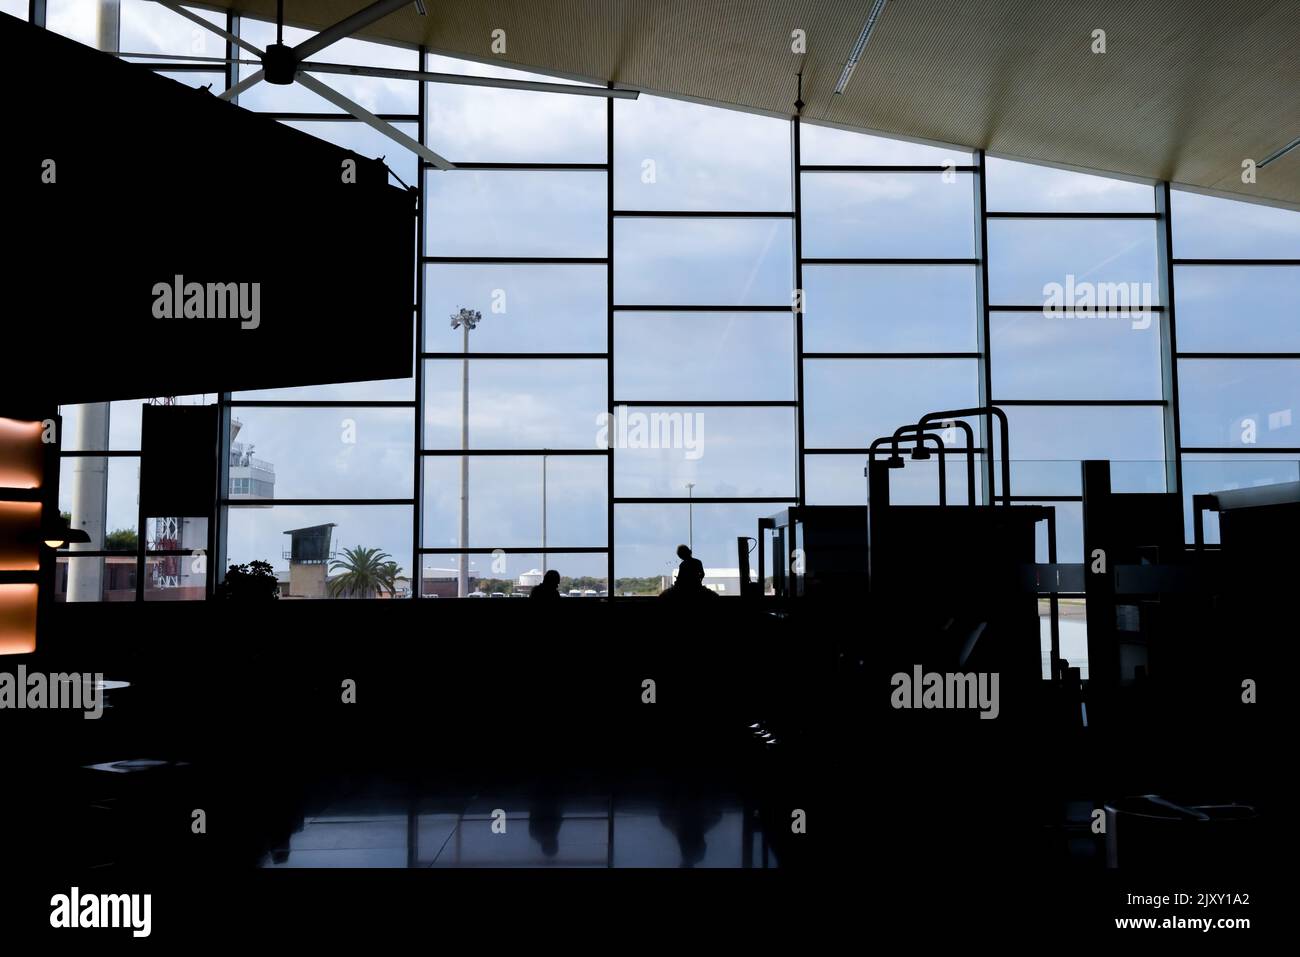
[0,418,45,489]
[0,584,38,655]
[0,501,41,571]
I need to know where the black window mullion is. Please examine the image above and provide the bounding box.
[606,88,616,594]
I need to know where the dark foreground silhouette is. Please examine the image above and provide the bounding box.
[659,545,720,601]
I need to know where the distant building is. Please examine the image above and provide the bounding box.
[516,568,544,595]
[227,419,276,503]
[421,566,479,599]
[55,555,138,601]
[669,566,745,596]
[281,523,336,599]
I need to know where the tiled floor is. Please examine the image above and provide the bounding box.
[260,784,770,868]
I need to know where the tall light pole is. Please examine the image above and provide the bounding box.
[685,482,695,551]
[541,450,548,574]
[450,308,482,598]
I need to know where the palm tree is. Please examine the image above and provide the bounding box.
[327,546,397,598]
[380,560,402,596]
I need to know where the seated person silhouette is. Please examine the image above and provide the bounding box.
[529,569,562,600]
[659,545,719,600]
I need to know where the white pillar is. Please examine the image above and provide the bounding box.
[67,403,110,601]
[96,0,119,52]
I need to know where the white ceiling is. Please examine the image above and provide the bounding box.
[196,0,1300,207]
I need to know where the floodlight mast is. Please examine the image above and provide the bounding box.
[450,309,482,597]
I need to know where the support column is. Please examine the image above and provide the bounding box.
[67,404,109,600]
[96,0,119,52]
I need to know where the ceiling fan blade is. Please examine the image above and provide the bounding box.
[299,62,640,99]
[291,0,413,63]
[152,1,264,58]
[113,51,255,65]
[218,68,265,102]
[294,71,455,171]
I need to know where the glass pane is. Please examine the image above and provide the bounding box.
[225,505,413,597]
[425,170,606,257]
[233,378,413,402]
[425,54,606,163]
[1040,597,1088,679]
[615,313,794,400]
[803,264,978,352]
[424,264,606,353]
[144,553,207,601]
[55,556,138,602]
[422,359,607,449]
[1002,405,1167,495]
[225,407,413,499]
[615,95,791,210]
[988,219,1159,306]
[614,503,775,591]
[420,552,608,598]
[801,172,975,258]
[991,312,1163,399]
[47,0,105,46]
[803,358,980,449]
[422,454,606,548]
[613,407,796,498]
[283,120,418,191]
[800,124,974,165]
[1029,500,1083,564]
[1,0,29,19]
[1174,265,1300,352]
[121,0,224,57]
[57,456,140,551]
[238,20,418,114]
[1177,359,1300,449]
[614,219,792,306]
[1172,190,1300,260]
[806,453,980,506]
[1181,455,1300,544]
[985,157,1153,212]
[145,515,208,551]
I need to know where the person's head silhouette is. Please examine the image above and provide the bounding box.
[530,568,562,598]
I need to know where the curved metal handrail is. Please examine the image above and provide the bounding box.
[917,407,1011,506]
[868,429,948,506]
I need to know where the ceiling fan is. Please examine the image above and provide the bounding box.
[125,0,639,171]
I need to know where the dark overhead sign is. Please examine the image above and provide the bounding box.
[2,13,416,407]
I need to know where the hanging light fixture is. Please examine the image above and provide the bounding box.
[835,0,889,96]
[31,515,92,550]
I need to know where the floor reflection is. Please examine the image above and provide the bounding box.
[259,786,769,868]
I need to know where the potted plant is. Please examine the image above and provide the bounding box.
[215,560,280,600]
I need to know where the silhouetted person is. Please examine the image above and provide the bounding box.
[658,789,724,867]
[659,545,719,600]
[528,784,563,859]
[529,569,561,600]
